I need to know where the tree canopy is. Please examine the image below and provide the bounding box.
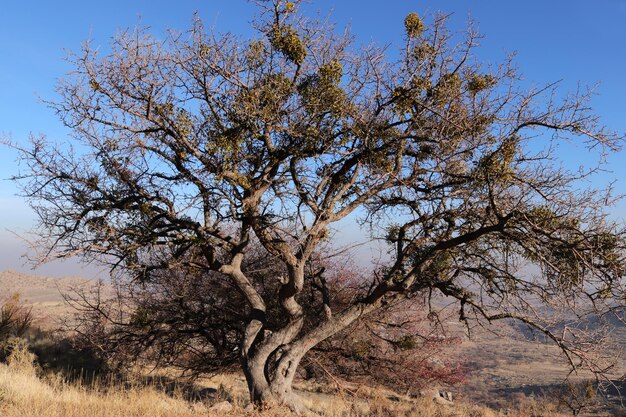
[8,0,626,412]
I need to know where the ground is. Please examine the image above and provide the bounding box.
[0,270,623,416]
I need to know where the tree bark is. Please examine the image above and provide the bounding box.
[240,295,387,414]
[242,342,308,414]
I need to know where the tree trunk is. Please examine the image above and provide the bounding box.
[236,255,394,414]
[240,315,309,413]
[240,299,384,414]
[242,345,308,414]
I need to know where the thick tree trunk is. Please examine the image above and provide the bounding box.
[233,253,399,414]
[240,298,385,414]
[242,347,308,414]
[241,318,308,413]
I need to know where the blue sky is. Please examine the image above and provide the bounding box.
[1,0,626,276]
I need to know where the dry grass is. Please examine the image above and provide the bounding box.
[0,356,209,417]
[0,367,205,417]
[0,361,493,417]
[0,343,572,417]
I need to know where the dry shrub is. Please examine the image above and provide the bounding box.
[4,337,37,376]
[0,293,33,357]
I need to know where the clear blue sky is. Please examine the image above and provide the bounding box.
[1,0,626,276]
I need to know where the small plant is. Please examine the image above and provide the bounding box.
[404,12,425,37]
[4,337,38,376]
[0,293,33,342]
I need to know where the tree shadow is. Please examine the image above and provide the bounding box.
[29,333,106,383]
[140,374,218,402]
[25,327,218,403]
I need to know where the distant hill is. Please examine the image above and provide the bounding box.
[0,270,95,327]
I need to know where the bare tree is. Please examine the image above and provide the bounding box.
[6,0,626,412]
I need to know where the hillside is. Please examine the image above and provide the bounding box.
[0,270,623,416]
[0,270,94,327]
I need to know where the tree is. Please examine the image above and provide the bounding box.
[7,0,626,412]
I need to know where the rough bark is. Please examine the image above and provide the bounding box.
[240,277,390,412]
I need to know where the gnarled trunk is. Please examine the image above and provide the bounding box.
[242,338,308,414]
[240,296,385,414]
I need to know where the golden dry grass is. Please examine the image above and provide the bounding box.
[0,329,573,417]
[0,349,572,417]
[0,361,211,417]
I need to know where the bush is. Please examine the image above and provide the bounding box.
[0,294,33,361]
[4,337,38,375]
